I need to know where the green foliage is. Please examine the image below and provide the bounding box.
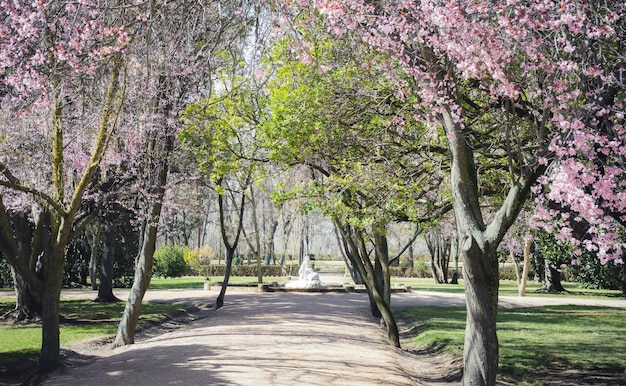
[571,251,626,292]
[262,28,448,229]
[204,264,286,277]
[184,245,216,277]
[0,258,12,288]
[535,229,626,293]
[153,244,188,279]
[534,229,575,265]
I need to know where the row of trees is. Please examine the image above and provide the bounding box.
[1,1,624,385]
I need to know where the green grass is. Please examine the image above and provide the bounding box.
[391,278,624,299]
[400,305,626,382]
[148,275,290,289]
[149,276,209,289]
[0,298,184,370]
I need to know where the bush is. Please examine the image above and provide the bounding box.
[184,245,217,276]
[0,258,12,288]
[570,252,626,292]
[205,264,288,277]
[153,244,188,279]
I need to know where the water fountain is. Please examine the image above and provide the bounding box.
[284,255,324,289]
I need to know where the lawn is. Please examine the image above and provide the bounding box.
[399,304,626,383]
[0,298,185,376]
[390,277,624,299]
[148,275,289,289]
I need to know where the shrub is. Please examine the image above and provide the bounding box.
[185,245,217,277]
[153,244,188,279]
[205,264,288,277]
[0,258,12,288]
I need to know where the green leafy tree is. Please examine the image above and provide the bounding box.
[153,244,188,279]
[181,70,265,308]
[262,25,451,347]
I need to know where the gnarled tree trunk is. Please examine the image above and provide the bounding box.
[335,219,400,348]
[443,108,544,385]
[425,230,451,284]
[542,261,565,292]
[94,222,121,302]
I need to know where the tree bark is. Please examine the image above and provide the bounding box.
[542,261,565,292]
[113,72,174,346]
[94,222,121,302]
[334,219,400,348]
[441,106,544,385]
[88,222,101,290]
[519,237,531,297]
[113,212,158,346]
[460,237,500,386]
[215,177,248,310]
[425,231,451,284]
[450,231,459,284]
[216,247,234,309]
[7,267,42,322]
[0,207,43,322]
[38,244,64,372]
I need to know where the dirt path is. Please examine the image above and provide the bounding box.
[41,289,461,386]
[9,286,626,386]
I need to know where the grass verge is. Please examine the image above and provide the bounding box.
[390,278,624,299]
[399,304,626,383]
[148,275,289,290]
[0,298,185,374]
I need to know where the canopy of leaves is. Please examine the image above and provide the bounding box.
[262,23,449,229]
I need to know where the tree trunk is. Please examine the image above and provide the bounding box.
[88,224,100,290]
[542,262,565,292]
[425,232,450,284]
[113,217,157,346]
[450,231,459,284]
[216,247,234,310]
[441,106,543,385]
[0,208,43,322]
[461,239,500,386]
[113,72,174,345]
[511,251,521,285]
[334,219,400,348]
[37,238,65,373]
[95,222,121,302]
[519,237,531,297]
[7,267,42,322]
[374,231,391,307]
[368,259,383,318]
[214,176,248,310]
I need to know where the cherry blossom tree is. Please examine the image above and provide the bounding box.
[0,0,131,371]
[286,0,625,384]
[112,0,259,346]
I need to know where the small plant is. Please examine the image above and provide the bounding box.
[153,244,188,279]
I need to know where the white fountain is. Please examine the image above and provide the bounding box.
[285,255,324,289]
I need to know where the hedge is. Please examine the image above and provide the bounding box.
[204,265,293,277]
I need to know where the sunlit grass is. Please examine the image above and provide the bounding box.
[0,299,184,370]
[400,305,626,382]
[390,277,623,299]
[148,275,290,289]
